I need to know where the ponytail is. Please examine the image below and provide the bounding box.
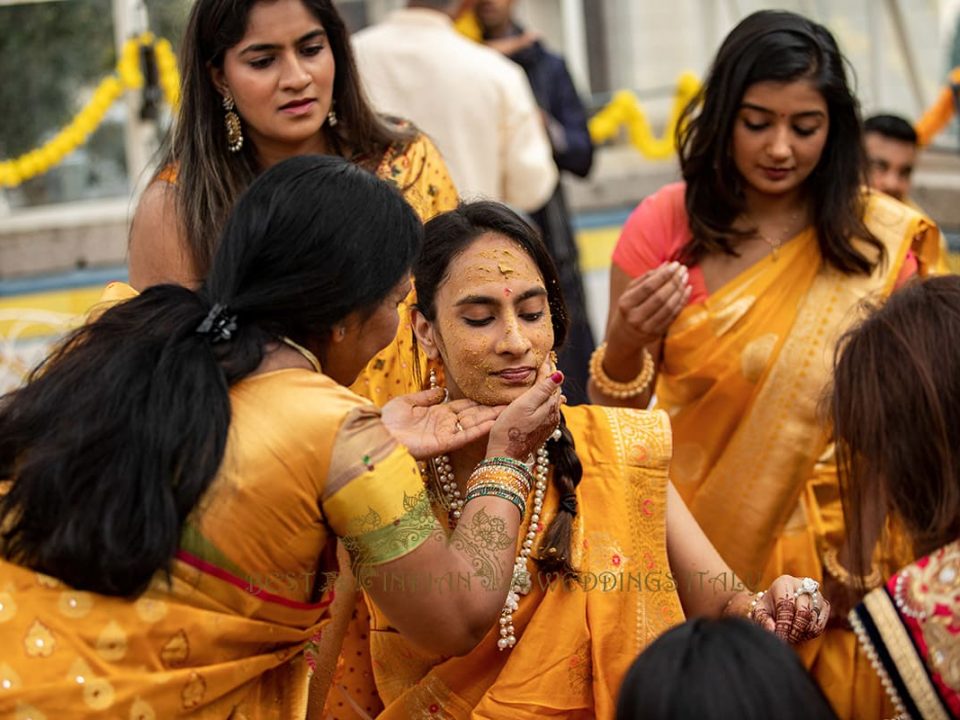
[535,410,582,577]
[0,156,420,598]
[0,285,264,596]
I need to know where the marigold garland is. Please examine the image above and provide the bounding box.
[588,71,701,160]
[0,32,180,189]
[0,44,697,187]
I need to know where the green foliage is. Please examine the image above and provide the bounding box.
[145,0,192,53]
[0,0,115,157]
[0,0,191,158]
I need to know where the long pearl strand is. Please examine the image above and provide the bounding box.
[431,453,464,525]
[498,444,549,650]
[427,434,556,651]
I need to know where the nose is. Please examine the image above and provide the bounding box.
[766,126,792,163]
[279,52,311,91]
[873,169,900,199]
[496,315,532,356]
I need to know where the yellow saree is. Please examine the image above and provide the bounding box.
[0,369,433,718]
[366,405,685,719]
[327,131,459,720]
[657,192,940,718]
[349,132,459,407]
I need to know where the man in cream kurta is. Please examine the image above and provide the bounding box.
[352,1,557,213]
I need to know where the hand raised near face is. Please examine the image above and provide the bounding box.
[381,388,505,461]
[610,261,691,352]
[486,359,564,461]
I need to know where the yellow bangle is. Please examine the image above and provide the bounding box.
[589,342,654,399]
[822,547,883,590]
[467,466,532,498]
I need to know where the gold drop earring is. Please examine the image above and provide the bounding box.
[223,94,243,153]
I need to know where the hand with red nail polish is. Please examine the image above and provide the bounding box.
[486,359,564,461]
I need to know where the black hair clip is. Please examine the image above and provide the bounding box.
[559,493,578,516]
[196,302,238,343]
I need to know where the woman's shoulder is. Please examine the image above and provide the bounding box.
[563,405,673,471]
[862,187,929,229]
[629,181,688,229]
[861,188,942,280]
[375,119,441,168]
[234,370,373,425]
[374,119,458,219]
[613,181,689,274]
[129,175,200,289]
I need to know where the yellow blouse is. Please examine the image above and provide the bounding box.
[0,368,433,719]
[349,131,459,407]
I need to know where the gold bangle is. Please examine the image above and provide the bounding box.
[822,547,883,590]
[589,342,655,399]
[467,466,532,498]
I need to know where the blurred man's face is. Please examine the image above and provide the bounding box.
[476,0,514,32]
[865,132,917,202]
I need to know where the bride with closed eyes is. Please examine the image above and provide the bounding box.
[350,200,830,719]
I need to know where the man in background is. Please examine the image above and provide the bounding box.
[864,113,952,274]
[352,0,556,214]
[864,113,918,202]
[477,0,596,402]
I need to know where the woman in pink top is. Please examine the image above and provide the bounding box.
[590,10,941,719]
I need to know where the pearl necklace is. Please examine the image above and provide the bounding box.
[498,443,549,650]
[425,442,551,651]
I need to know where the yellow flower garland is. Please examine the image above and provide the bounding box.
[588,71,701,160]
[0,39,697,188]
[0,32,180,189]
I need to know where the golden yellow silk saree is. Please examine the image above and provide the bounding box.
[657,191,940,718]
[367,405,685,720]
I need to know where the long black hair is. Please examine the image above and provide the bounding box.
[167,0,414,276]
[416,201,582,577]
[0,156,421,597]
[617,618,838,720]
[676,9,882,274]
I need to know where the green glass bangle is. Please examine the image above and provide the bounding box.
[464,485,526,520]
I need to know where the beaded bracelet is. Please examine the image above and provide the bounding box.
[822,547,883,590]
[463,484,526,520]
[589,342,655,399]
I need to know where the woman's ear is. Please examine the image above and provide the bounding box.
[209,63,228,98]
[326,323,348,347]
[411,308,440,360]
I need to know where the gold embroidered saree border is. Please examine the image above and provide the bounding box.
[600,407,681,654]
[687,197,920,581]
[858,589,951,720]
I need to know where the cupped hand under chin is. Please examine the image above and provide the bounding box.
[485,360,564,461]
[380,387,506,461]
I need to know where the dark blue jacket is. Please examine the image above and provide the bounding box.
[508,32,594,178]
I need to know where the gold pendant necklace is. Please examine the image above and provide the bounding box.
[744,209,805,262]
[756,233,784,260]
